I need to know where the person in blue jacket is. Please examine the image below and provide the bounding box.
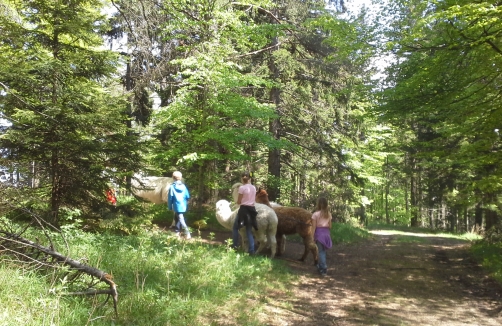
[167,171,191,239]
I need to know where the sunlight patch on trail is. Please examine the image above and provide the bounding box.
[369,230,475,240]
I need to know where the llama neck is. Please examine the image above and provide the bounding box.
[231,183,243,203]
[256,194,272,207]
[215,207,234,230]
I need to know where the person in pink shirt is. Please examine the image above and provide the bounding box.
[232,171,258,254]
[312,197,333,276]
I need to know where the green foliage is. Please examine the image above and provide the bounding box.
[0,265,87,326]
[367,0,502,229]
[307,8,377,67]
[107,0,377,211]
[331,222,373,244]
[0,226,294,325]
[471,241,502,284]
[152,1,288,171]
[79,195,227,235]
[0,0,144,224]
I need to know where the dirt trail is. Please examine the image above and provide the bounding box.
[198,229,502,326]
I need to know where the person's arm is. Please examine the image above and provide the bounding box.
[167,186,172,210]
[328,214,332,229]
[237,193,244,205]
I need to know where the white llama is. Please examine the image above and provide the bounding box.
[215,200,278,258]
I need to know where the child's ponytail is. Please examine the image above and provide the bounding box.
[316,197,330,220]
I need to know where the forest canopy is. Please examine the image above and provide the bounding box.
[0,0,501,232]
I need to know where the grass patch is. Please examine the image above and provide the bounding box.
[332,223,373,244]
[470,241,502,284]
[0,225,294,326]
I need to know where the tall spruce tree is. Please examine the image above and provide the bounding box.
[0,0,143,225]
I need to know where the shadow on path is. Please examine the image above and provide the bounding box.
[197,228,502,326]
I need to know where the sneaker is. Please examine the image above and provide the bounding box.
[185,234,191,240]
[320,272,327,277]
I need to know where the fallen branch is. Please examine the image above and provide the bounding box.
[0,231,118,316]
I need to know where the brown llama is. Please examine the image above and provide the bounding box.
[255,188,318,265]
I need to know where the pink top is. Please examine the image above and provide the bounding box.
[238,183,256,206]
[312,211,332,227]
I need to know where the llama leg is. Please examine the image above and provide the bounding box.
[281,234,286,254]
[310,241,319,265]
[299,236,310,262]
[275,235,282,256]
[255,236,267,254]
[267,232,277,259]
[275,234,284,256]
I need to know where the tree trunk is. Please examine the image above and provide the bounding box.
[463,207,468,233]
[410,160,418,227]
[197,163,205,216]
[384,156,390,224]
[125,59,133,195]
[50,149,61,226]
[267,31,281,202]
[485,209,498,231]
[474,202,483,229]
[484,193,500,230]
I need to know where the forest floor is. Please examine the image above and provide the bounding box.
[195,228,502,326]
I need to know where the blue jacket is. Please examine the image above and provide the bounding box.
[167,181,190,213]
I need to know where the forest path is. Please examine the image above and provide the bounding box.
[197,229,502,326]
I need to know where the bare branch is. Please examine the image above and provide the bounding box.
[233,42,283,58]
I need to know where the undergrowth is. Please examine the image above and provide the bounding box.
[3,201,500,325]
[331,222,373,244]
[469,223,502,282]
[0,225,293,325]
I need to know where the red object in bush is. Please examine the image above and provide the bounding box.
[106,189,117,206]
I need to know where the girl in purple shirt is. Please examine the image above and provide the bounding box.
[312,197,333,276]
